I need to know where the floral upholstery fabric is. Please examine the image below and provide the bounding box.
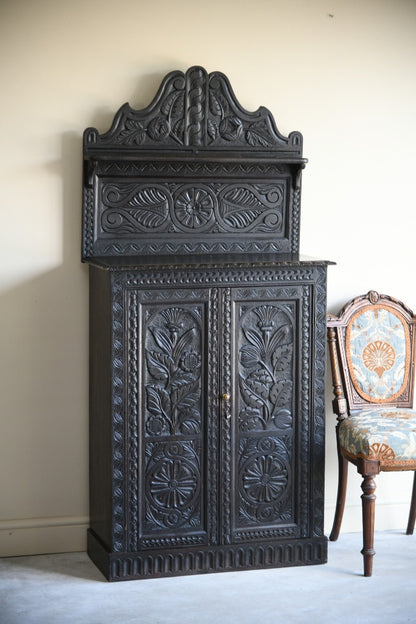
[339,408,416,465]
[346,306,410,403]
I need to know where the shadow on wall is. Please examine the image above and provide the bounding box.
[0,132,90,550]
[0,71,184,555]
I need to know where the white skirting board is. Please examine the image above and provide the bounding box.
[324,501,412,536]
[0,516,88,557]
[0,504,412,558]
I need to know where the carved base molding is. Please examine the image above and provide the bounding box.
[88,530,327,581]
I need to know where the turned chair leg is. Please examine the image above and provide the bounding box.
[330,441,348,542]
[360,470,378,577]
[406,471,416,535]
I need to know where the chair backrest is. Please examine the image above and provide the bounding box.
[327,291,416,416]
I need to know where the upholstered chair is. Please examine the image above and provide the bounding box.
[327,290,416,576]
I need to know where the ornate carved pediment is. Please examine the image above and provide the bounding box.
[84,66,303,156]
[82,67,306,259]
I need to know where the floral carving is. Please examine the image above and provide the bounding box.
[219,185,283,232]
[101,182,284,236]
[238,436,291,525]
[238,305,294,432]
[145,441,201,531]
[86,67,299,152]
[118,118,147,145]
[101,184,170,233]
[150,458,198,510]
[173,186,215,230]
[242,455,288,503]
[145,307,202,436]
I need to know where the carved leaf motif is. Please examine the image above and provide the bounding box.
[177,386,201,432]
[128,189,170,229]
[172,119,185,144]
[172,328,195,363]
[239,375,265,409]
[269,380,293,408]
[146,385,170,419]
[243,328,265,357]
[240,344,261,368]
[272,408,293,429]
[272,343,293,374]
[145,349,170,381]
[150,328,173,355]
[119,118,146,145]
[179,412,200,434]
[267,325,291,359]
[209,91,225,117]
[239,408,264,431]
[221,188,266,229]
[246,122,274,147]
[207,119,218,142]
[161,91,185,118]
[171,377,199,409]
[246,369,273,401]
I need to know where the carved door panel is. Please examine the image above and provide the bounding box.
[127,281,311,553]
[128,286,219,551]
[223,285,309,545]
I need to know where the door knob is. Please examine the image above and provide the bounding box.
[222,393,230,401]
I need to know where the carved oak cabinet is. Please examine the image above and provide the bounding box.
[83,67,330,581]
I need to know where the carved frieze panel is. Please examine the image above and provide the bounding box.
[99,180,285,237]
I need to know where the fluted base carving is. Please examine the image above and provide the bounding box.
[88,530,327,582]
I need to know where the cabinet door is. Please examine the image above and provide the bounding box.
[222,285,311,544]
[126,286,219,552]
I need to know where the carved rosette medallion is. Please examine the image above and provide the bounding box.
[172,185,216,231]
[144,441,202,532]
[238,436,291,525]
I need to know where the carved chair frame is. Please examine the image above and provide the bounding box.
[327,290,416,576]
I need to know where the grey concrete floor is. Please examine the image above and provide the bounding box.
[0,531,415,624]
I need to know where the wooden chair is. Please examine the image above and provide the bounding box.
[327,290,416,576]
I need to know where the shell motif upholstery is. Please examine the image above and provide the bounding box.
[346,305,410,403]
[338,408,416,467]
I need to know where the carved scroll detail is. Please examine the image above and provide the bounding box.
[84,66,301,152]
[100,182,284,236]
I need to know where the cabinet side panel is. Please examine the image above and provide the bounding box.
[310,266,328,537]
[89,266,113,549]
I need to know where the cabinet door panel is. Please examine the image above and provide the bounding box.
[226,286,310,543]
[126,287,219,550]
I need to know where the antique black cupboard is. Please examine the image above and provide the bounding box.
[82,67,330,581]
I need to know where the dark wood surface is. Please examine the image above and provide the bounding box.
[84,67,329,581]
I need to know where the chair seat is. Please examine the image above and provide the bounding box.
[339,408,416,467]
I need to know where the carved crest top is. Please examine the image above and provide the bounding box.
[82,67,308,260]
[84,66,304,159]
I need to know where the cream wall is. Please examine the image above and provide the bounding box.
[1,0,415,556]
